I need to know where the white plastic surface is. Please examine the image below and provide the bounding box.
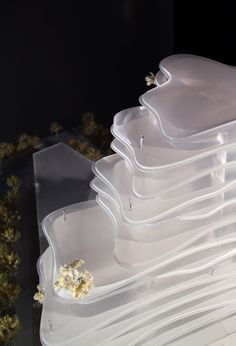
[40,198,236,298]
[111,106,234,170]
[39,215,236,345]
[140,54,236,141]
[38,54,236,345]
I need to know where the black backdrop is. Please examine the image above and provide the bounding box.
[0,1,236,141]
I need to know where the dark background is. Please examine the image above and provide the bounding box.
[0,0,236,141]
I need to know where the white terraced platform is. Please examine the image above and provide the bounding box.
[38,55,236,345]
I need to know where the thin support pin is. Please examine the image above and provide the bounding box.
[48,319,53,334]
[129,197,132,211]
[63,210,66,222]
[209,266,215,276]
[139,134,144,149]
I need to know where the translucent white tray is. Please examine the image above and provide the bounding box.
[97,194,236,265]
[93,152,236,204]
[42,200,236,302]
[91,172,236,224]
[39,237,236,345]
[140,54,236,143]
[38,54,236,345]
[111,140,235,198]
[111,138,236,200]
[180,197,236,221]
[112,106,235,170]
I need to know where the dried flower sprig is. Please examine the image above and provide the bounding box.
[68,138,102,161]
[33,283,45,304]
[0,143,15,160]
[0,243,20,273]
[0,314,20,343]
[50,122,64,135]
[54,259,94,300]
[0,204,21,228]
[0,205,11,225]
[81,113,98,136]
[16,133,41,152]
[145,72,156,86]
[0,134,40,162]
[6,176,20,189]
[0,227,20,244]
[4,175,21,204]
[80,112,113,156]
[0,175,21,344]
[0,275,21,309]
[0,176,21,238]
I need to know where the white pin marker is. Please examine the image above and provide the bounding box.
[139,133,144,149]
[48,319,53,334]
[209,266,215,276]
[129,197,132,211]
[63,210,66,222]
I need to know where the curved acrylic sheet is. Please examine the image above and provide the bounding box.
[94,149,236,200]
[91,164,236,224]
[97,193,236,266]
[112,106,231,170]
[208,333,236,346]
[38,54,236,345]
[33,142,94,253]
[111,139,231,198]
[39,247,236,346]
[140,54,236,141]
[42,200,136,300]
[40,248,235,346]
[41,198,236,305]
[120,302,236,346]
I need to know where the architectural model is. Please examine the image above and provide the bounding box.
[37,55,236,345]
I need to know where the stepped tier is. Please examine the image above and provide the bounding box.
[38,55,236,345]
[140,54,236,141]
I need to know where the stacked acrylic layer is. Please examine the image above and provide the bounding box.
[39,55,236,346]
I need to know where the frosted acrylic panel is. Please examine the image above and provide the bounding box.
[111,139,236,199]
[33,143,94,253]
[140,54,236,140]
[39,202,236,345]
[111,106,228,169]
[37,55,236,346]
